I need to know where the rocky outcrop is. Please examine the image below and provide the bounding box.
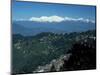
[33,54,71,73]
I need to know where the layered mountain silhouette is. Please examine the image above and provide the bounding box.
[12,21,95,36]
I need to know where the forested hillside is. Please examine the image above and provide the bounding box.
[12,30,96,74]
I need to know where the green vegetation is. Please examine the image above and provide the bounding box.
[12,30,96,74]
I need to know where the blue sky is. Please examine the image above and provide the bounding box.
[12,0,96,21]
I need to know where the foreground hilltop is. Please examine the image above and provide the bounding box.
[34,36,96,73]
[12,30,96,74]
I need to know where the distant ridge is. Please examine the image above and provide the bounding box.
[12,21,95,36]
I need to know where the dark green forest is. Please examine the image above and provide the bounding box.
[12,30,96,74]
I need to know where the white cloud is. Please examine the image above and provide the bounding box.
[65,17,84,21]
[65,17,95,23]
[29,16,65,23]
[15,18,27,21]
[16,15,95,23]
